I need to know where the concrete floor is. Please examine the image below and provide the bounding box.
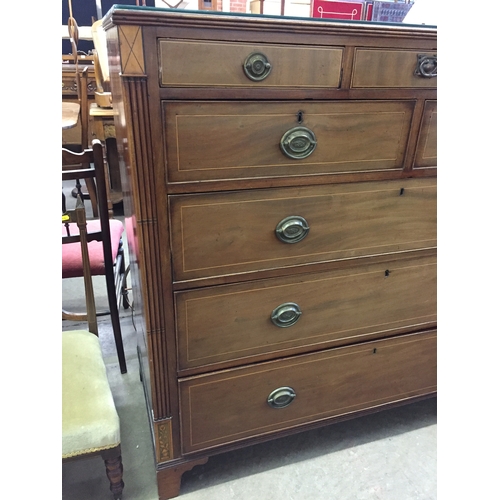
[62,199,437,500]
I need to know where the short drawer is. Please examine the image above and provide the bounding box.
[414,100,437,168]
[164,100,414,182]
[159,39,343,88]
[169,178,437,282]
[178,330,437,454]
[176,254,436,372]
[351,49,437,88]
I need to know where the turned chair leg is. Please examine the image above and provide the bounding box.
[102,448,124,500]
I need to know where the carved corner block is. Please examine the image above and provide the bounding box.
[118,25,145,75]
[155,419,174,463]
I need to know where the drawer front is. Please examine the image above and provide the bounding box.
[159,40,343,88]
[414,100,437,168]
[176,254,436,371]
[169,178,437,281]
[164,100,414,182]
[179,331,437,454]
[352,49,437,88]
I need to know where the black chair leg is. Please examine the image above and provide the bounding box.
[105,267,127,374]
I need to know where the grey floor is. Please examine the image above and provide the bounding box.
[62,198,437,500]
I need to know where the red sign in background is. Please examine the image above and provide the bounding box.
[310,0,366,20]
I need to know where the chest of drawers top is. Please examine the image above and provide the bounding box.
[103,7,437,94]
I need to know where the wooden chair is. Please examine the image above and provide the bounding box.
[64,10,98,216]
[62,194,124,499]
[62,139,128,374]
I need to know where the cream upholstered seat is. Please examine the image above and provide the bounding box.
[62,330,120,458]
[62,193,124,499]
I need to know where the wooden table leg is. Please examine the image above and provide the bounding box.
[105,137,123,216]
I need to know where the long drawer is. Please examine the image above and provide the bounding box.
[159,40,343,88]
[175,254,436,372]
[164,100,415,182]
[178,330,437,454]
[169,178,436,282]
[351,49,437,88]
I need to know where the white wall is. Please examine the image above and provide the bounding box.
[403,0,437,25]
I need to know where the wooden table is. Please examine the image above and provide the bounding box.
[89,103,123,213]
[62,102,80,130]
[89,102,116,138]
[62,101,100,216]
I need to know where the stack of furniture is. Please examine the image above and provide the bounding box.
[102,7,437,499]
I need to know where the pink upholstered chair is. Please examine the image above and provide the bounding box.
[62,194,124,499]
[62,140,127,373]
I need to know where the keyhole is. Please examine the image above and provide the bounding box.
[297,111,304,124]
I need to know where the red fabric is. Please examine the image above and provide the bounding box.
[62,219,124,278]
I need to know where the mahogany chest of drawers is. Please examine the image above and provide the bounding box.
[103,7,437,499]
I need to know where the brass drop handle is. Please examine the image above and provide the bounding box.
[275,215,310,243]
[415,54,437,78]
[267,387,296,409]
[271,302,302,328]
[243,52,272,81]
[280,126,317,159]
